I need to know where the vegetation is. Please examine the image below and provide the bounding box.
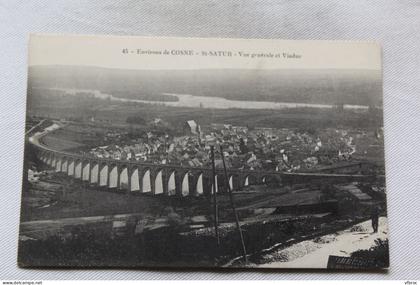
[126,116,146,125]
[19,214,347,268]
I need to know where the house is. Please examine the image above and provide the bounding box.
[184,120,200,135]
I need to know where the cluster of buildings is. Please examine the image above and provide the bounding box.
[86,119,379,172]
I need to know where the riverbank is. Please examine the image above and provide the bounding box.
[47,87,371,111]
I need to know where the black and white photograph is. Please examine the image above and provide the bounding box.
[18,35,388,269]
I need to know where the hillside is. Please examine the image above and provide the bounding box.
[29,65,382,106]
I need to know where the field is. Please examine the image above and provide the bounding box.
[28,90,384,133]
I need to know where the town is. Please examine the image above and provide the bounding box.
[84,117,383,175]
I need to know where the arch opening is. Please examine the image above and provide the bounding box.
[119,167,129,190]
[109,165,118,188]
[196,173,204,195]
[55,159,62,172]
[99,164,108,186]
[155,170,164,194]
[51,157,56,168]
[244,174,257,186]
[82,163,90,181]
[167,171,176,196]
[90,164,98,184]
[211,175,219,194]
[142,169,151,193]
[130,168,140,191]
[262,175,280,187]
[74,161,82,179]
[181,172,190,196]
[68,161,75,176]
[61,160,68,173]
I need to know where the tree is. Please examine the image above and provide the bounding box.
[239,138,248,154]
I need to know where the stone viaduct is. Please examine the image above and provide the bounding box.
[33,145,381,198]
[35,145,285,196]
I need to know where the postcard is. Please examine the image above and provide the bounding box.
[19,34,388,269]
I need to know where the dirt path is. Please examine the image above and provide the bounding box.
[259,217,388,268]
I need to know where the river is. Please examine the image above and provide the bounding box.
[48,88,369,111]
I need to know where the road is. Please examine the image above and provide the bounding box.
[259,217,388,269]
[25,119,46,136]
